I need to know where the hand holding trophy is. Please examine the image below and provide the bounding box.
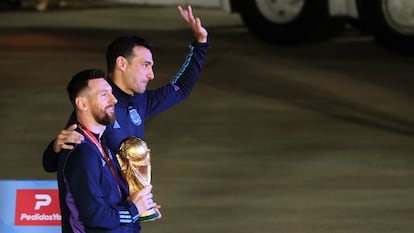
[117,136,160,222]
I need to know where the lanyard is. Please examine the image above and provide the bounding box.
[79,125,122,197]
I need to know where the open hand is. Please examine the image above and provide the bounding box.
[178,5,208,43]
[53,124,84,153]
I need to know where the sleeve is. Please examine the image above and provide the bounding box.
[118,200,140,224]
[64,144,139,229]
[42,111,77,172]
[42,140,59,172]
[170,41,209,94]
[143,40,209,119]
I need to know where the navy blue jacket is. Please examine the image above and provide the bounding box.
[43,41,208,233]
[58,129,140,233]
[43,41,208,172]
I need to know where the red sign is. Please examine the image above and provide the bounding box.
[14,189,61,226]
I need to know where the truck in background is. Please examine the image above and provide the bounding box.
[220,0,414,54]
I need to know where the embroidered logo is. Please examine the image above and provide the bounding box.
[113,120,121,129]
[128,106,142,126]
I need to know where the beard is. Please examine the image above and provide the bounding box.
[94,106,116,126]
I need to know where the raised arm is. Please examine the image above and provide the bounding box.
[178,5,208,43]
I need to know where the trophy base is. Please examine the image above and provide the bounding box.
[139,208,159,222]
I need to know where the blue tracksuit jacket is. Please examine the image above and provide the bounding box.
[58,129,140,233]
[43,40,208,233]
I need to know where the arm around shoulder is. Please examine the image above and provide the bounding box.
[42,140,59,172]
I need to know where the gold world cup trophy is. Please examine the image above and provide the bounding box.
[117,136,159,222]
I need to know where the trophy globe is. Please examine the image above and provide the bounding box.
[117,136,159,222]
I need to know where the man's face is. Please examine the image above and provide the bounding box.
[124,46,154,94]
[87,78,118,125]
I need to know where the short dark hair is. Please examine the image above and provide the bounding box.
[106,36,152,75]
[66,69,106,107]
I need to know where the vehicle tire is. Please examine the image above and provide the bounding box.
[236,0,345,44]
[356,0,414,54]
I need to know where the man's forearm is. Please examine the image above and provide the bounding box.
[42,140,59,172]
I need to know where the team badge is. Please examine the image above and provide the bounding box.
[128,106,142,126]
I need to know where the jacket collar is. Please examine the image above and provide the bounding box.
[108,79,133,105]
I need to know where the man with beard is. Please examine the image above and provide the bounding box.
[58,69,160,233]
[43,5,208,170]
